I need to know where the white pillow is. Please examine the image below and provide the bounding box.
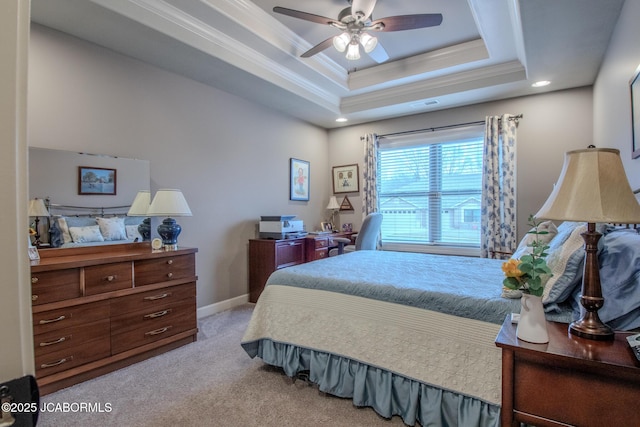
[96,217,127,241]
[69,225,104,243]
[126,225,142,241]
[55,217,72,244]
[511,220,558,259]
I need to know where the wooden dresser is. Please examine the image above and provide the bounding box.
[248,232,356,302]
[30,243,198,395]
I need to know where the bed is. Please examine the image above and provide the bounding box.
[241,221,640,426]
[45,201,145,248]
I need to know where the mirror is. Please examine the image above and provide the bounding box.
[28,147,150,248]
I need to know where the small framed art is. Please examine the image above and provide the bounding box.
[290,158,310,201]
[631,67,640,159]
[321,222,333,232]
[28,246,40,261]
[78,166,117,195]
[332,164,359,194]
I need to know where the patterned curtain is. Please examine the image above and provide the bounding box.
[362,133,379,218]
[481,114,518,259]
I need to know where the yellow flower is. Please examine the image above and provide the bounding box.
[29,227,36,236]
[502,259,524,278]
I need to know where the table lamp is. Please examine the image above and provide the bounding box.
[147,189,192,250]
[535,147,640,340]
[28,198,50,245]
[326,196,340,231]
[127,190,151,241]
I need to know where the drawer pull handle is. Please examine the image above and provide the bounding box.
[104,275,118,282]
[144,292,171,301]
[31,277,39,284]
[40,356,72,368]
[32,295,38,301]
[145,326,171,336]
[144,309,171,319]
[39,315,66,325]
[166,272,173,279]
[167,259,173,265]
[40,337,66,347]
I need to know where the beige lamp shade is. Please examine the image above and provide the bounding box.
[326,196,340,210]
[28,198,50,217]
[147,189,192,217]
[127,190,151,216]
[535,148,640,223]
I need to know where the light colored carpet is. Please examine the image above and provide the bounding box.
[36,304,409,426]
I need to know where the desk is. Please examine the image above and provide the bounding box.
[495,316,640,427]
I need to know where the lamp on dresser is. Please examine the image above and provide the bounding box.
[127,190,151,241]
[28,198,50,245]
[147,189,192,251]
[326,196,340,230]
[535,147,640,340]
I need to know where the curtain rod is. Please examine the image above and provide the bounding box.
[371,113,523,140]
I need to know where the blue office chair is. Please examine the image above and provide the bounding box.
[329,212,383,256]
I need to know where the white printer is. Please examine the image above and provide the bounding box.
[259,215,306,239]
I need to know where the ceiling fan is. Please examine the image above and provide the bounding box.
[273,0,443,63]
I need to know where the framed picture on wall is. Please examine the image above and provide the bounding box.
[631,67,640,159]
[332,164,359,194]
[290,158,310,201]
[78,166,117,195]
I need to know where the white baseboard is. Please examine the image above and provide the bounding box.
[197,293,251,319]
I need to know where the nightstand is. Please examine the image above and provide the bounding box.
[495,316,640,427]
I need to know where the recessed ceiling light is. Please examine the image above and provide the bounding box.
[336,117,348,123]
[532,80,551,88]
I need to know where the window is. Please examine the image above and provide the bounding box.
[378,125,484,253]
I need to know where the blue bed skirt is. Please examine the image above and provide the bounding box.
[242,339,500,427]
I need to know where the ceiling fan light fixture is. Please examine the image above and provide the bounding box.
[360,32,377,53]
[345,41,361,60]
[333,32,351,53]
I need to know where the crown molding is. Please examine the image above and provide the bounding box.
[348,38,490,91]
[91,0,343,110]
[341,60,526,113]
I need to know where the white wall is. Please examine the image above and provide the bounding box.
[0,0,34,382]
[594,0,640,188]
[328,87,594,239]
[28,25,330,308]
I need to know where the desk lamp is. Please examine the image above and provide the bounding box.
[535,147,640,340]
[127,190,151,241]
[28,198,50,245]
[326,196,340,230]
[147,189,192,251]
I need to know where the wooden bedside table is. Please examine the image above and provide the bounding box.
[495,316,640,427]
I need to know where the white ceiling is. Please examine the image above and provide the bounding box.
[30,0,624,129]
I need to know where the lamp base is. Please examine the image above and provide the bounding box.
[569,307,614,341]
[138,218,151,241]
[157,217,182,251]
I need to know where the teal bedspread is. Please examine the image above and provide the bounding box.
[266,250,573,324]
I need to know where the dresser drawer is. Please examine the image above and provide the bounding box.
[110,283,195,317]
[314,248,328,259]
[84,262,133,296]
[111,307,196,354]
[31,268,80,305]
[34,319,110,358]
[134,254,195,286]
[111,297,195,336]
[33,300,110,335]
[35,329,110,377]
[314,237,329,248]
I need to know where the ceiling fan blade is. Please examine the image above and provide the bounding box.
[273,6,340,26]
[351,0,377,21]
[367,41,389,63]
[301,37,335,58]
[370,13,443,32]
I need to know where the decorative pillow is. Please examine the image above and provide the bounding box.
[126,225,142,241]
[56,217,99,244]
[511,220,558,259]
[96,217,127,241]
[573,228,640,330]
[69,225,104,243]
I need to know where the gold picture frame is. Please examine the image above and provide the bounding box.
[332,164,359,194]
